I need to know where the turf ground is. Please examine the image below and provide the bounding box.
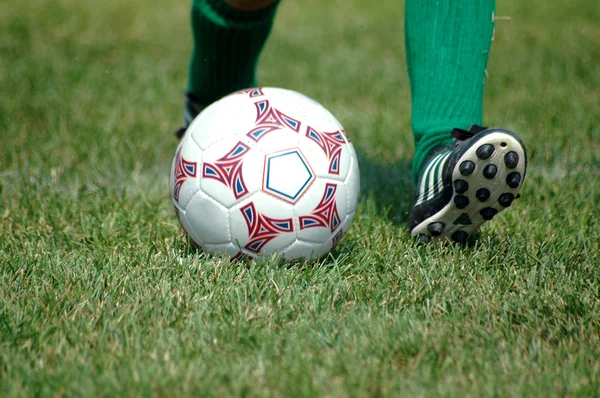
[1,0,599,396]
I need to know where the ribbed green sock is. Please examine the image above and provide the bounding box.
[406,0,495,183]
[187,0,279,104]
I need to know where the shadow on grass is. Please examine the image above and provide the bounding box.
[354,150,490,249]
[355,148,415,226]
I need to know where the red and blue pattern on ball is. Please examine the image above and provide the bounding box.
[240,202,294,254]
[305,127,345,175]
[246,99,301,142]
[202,141,251,200]
[236,87,265,98]
[173,148,198,203]
[299,183,341,232]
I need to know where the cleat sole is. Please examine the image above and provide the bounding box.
[410,129,527,244]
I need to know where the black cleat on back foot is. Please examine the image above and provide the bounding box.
[175,127,187,139]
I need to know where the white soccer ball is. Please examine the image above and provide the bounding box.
[169,87,360,261]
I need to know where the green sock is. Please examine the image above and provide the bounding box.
[406,0,496,183]
[187,0,279,104]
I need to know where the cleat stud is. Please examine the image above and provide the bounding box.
[480,207,498,220]
[476,188,491,202]
[454,195,470,209]
[504,151,519,169]
[451,231,469,244]
[427,222,445,237]
[454,179,469,194]
[483,164,498,179]
[499,192,515,207]
[453,213,473,225]
[459,160,476,176]
[476,144,495,159]
[506,172,522,188]
[417,234,430,246]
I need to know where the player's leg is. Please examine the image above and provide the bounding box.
[405,0,527,244]
[177,0,279,138]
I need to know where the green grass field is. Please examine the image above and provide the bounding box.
[1,0,599,396]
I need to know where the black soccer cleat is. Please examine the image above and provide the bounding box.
[409,125,527,244]
[174,92,207,139]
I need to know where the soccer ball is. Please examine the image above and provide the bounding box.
[169,87,360,261]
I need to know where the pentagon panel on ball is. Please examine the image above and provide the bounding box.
[169,87,360,261]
